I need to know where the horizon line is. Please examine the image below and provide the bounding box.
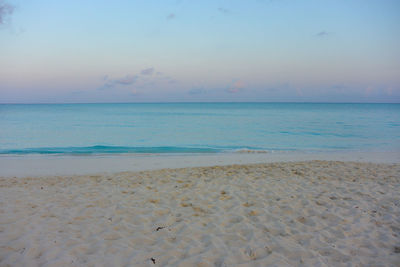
[0,101,399,105]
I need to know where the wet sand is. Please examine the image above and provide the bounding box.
[1,150,399,177]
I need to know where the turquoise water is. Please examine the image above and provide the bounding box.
[0,103,399,154]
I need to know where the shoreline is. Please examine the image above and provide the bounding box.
[0,150,399,178]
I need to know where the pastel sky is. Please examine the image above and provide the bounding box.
[0,0,399,103]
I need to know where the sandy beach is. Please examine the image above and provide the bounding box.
[1,160,399,266]
[2,0,399,264]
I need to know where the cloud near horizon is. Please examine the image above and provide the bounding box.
[102,75,138,89]
[226,80,245,94]
[141,67,155,76]
[100,67,177,92]
[102,67,157,89]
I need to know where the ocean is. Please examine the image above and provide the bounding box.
[0,103,399,155]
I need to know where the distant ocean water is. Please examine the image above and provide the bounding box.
[0,103,399,155]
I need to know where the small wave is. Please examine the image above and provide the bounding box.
[0,146,224,155]
[0,146,273,155]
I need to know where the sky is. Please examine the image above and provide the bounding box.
[0,0,399,103]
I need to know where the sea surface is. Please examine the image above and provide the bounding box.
[0,103,399,155]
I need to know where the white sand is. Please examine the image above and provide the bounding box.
[1,160,399,266]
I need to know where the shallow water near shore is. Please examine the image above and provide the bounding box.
[1,150,399,177]
[1,103,399,155]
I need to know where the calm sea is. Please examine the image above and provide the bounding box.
[0,103,399,155]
